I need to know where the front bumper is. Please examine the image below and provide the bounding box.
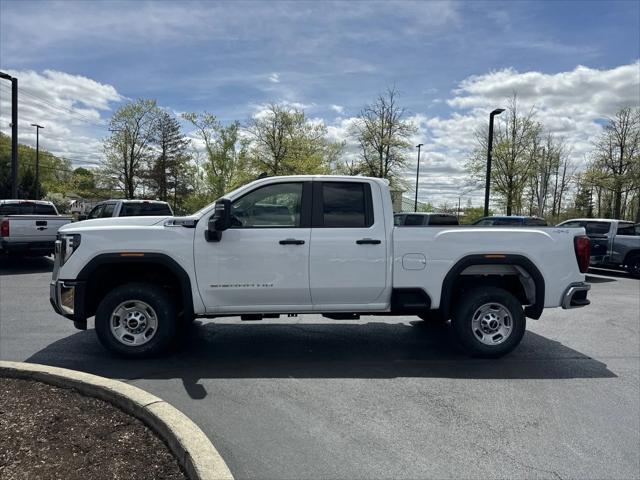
[561,282,591,309]
[50,279,87,328]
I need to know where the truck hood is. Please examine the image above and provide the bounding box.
[59,216,171,232]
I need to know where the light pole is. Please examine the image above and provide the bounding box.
[0,71,18,198]
[31,124,44,199]
[484,108,505,217]
[414,143,423,212]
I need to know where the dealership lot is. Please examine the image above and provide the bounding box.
[1,257,639,480]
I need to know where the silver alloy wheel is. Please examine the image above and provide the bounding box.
[471,302,513,346]
[110,300,158,346]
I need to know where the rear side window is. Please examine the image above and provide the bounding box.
[494,217,523,226]
[404,215,424,226]
[429,215,458,226]
[585,222,610,235]
[320,182,372,228]
[0,204,20,215]
[616,223,638,236]
[394,215,405,226]
[524,218,547,226]
[120,202,172,216]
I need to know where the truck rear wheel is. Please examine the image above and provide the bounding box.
[625,254,640,278]
[451,287,526,358]
[95,282,177,358]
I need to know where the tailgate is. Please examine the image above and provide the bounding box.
[588,234,609,257]
[6,216,71,240]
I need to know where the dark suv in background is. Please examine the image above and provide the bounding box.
[394,212,459,226]
[472,216,547,226]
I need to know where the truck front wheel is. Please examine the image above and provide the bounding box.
[451,287,526,358]
[95,282,177,358]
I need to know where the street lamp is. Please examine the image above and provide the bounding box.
[414,143,424,212]
[31,124,44,198]
[0,71,18,198]
[483,108,505,217]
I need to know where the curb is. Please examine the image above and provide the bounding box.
[0,361,234,480]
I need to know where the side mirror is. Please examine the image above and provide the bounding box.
[78,214,87,221]
[205,199,231,242]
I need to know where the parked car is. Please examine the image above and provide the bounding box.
[472,216,547,226]
[557,218,640,277]
[0,200,72,256]
[394,212,459,226]
[51,175,590,359]
[79,199,173,220]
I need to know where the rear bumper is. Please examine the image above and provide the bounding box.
[1,239,55,256]
[50,280,87,328]
[561,282,591,309]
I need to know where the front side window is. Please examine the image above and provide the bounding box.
[321,182,371,228]
[429,215,458,226]
[87,205,104,219]
[394,215,405,226]
[231,182,303,228]
[559,221,582,228]
[101,203,115,218]
[404,215,424,226]
[585,222,610,235]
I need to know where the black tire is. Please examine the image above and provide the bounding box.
[95,282,177,358]
[451,287,526,358]
[625,254,640,278]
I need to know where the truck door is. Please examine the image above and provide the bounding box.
[194,181,312,312]
[309,181,388,310]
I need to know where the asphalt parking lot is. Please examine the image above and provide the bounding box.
[1,257,639,480]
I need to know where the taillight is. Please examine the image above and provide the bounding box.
[574,235,590,273]
[0,219,8,237]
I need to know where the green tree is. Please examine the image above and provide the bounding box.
[590,107,640,220]
[351,86,416,186]
[183,113,249,200]
[102,99,158,198]
[246,103,339,176]
[148,110,190,201]
[467,95,541,215]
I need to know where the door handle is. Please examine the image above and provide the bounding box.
[279,239,305,245]
[356,238,381,245]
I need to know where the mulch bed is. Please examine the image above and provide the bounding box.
[0,377,187,480]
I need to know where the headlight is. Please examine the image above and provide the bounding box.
[58,234,81,266]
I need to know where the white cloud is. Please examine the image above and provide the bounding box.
[321,62,640,207]
[0,70,123,167]
[268,73,280,84]
[330,104,344,114]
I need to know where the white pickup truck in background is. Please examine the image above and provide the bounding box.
[50,175,592,358]
[1,200,72,257]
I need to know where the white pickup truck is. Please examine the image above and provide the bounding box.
[50,175,591,358]
[1,200,72,256]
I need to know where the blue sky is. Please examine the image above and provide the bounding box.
[1,0,639,203]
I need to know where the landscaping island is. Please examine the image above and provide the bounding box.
[0,377,187,480]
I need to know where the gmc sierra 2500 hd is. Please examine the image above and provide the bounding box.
[50,175,591,358]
